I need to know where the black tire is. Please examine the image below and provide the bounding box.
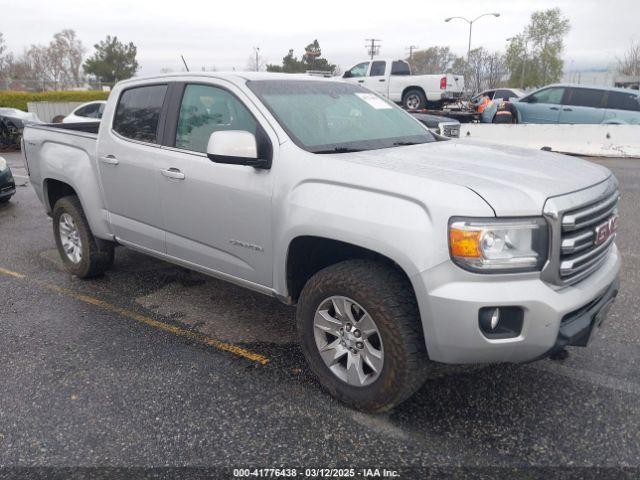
[402,89,427,110]
[52,195,115,278]
[297,259,429,412]
[0,196,11,204]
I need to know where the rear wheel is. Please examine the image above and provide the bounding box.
[52,195,114,278]
[402,89,427,110]
[297,260,429,412]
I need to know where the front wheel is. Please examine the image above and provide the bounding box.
[297,260,429,412]
[52,195,115,278]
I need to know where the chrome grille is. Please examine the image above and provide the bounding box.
[541,177,619,286]
[559,190,619,283]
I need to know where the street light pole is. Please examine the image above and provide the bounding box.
[445,13,501,62]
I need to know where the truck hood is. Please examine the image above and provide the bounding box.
[339,140,611,216]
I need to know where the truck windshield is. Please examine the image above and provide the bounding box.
[247,80,434,154]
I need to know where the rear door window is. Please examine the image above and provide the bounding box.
[495,89,514,100]
[606,91,640,111]
[113,84,168,143]
[391,61,411,76]
[369,61,386,77]
[566,88,606,108]
[75,103,100,118]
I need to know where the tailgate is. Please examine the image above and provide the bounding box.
[446,74,464,93]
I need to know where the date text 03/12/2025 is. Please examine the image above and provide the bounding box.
[233,468,400,478]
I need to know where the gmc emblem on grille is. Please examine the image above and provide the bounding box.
[594,215,618,246]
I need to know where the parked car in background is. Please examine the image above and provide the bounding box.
[23,72,620,412]
[62,101,107,123]
[471,88,525,106]
[0,156,16,203]
[342,59,464,110]
[482,84,640,124]
[410,112,460,137]
[0,108,41,149]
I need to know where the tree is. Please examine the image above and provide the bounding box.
[1,30,85,90]
[51,29,85,87]
[83,35,139,83]
[406,46,460,74]
[302,39,335,72]
[26,45,55,90]
[0,33,8,79]
[617,40,640,77]
[465,47,507,94]
[267,40,335,74]
[505,8,570,88]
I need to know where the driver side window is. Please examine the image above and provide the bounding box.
[175,84,257,153]
[347,62,370,78]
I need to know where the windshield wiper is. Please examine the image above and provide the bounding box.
[392,141,421,146]
[312,147,363,154]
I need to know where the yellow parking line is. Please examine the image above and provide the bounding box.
[0,268,269,365]
[0,267,27,279]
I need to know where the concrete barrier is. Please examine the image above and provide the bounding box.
[459,124,640,158]
[27,101,84,123]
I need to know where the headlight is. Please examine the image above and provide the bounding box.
[0,157,7,172]
[449,217,548,273]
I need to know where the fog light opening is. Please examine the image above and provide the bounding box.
[479,306,524,339]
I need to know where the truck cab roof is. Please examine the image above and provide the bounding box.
[116,71,334,89]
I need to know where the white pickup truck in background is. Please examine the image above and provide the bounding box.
[342,59,464,109]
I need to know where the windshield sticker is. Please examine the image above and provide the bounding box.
[355,93,393,109]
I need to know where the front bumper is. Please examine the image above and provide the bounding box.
[0,169,15,199]
[534,277,619,360]
[411,244,621,364]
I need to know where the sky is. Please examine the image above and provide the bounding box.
[2,0,638,76]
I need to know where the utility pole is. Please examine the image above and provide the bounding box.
[405,45,419,60]
[253,46,260,72]
[365,39,381,59]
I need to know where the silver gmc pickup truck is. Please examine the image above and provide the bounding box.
[22,73,621,412]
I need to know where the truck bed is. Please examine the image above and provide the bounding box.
[31,121,101,135]
[22,122,100,217]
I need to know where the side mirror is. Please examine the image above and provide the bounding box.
[343,71,352,78]
[206,130,270,169]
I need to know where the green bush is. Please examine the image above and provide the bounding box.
[0,90,110,111]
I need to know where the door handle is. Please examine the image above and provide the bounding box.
[357,80,365,83]
[549,107,560,111]
[99,155,119,165]
[161,168,185,180]
[378,79,386,82]
[563,108,573,112]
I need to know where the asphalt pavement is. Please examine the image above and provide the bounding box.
[0,151,639,476]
